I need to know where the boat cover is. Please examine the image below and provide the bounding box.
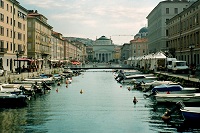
[152,84,183,92]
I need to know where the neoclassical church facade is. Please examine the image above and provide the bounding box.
[93,36,115,62]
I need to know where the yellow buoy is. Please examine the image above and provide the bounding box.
[80,89,83,94]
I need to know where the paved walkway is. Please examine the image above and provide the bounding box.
[0,68,63,83]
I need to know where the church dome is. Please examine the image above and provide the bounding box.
[139,27,148,33]
[97,36,110,40]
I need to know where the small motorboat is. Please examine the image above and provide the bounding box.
[141,80,179,92]
[151,84,199,94]
[181,107,200,122]
[155,93,200,104]
[0,93,28,107]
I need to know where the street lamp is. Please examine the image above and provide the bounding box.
[15,50,20,74]
[189,44,195,67]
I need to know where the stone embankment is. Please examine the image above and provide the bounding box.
[0,68,63,83]
[155,71,200,88]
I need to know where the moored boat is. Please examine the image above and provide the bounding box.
[0,93,28,107]
[155,93,200,104]
[181,107,200,122]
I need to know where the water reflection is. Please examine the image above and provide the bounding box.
[0,69,199,132]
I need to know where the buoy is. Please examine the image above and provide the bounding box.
[66,79,68,84]
[161,109,171,122]
[66,84,68,88]
[127,86,131,91]
[56,88,58,92]
[57,82,60,86]
[133,96,138,104]
[120,85,122,88]
[80,89,83,94]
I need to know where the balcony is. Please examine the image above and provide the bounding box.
[0,48,8,54]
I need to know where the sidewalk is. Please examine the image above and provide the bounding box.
[0,68,63,83]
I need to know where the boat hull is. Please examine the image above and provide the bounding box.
[181,107,200,121]
[0,94,28,108]
[155,93,200,104]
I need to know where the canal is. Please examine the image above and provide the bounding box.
[0,69,183,132]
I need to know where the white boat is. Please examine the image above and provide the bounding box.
[0,83,23,94]
[155,93,200,103]
[123,69,141,76]
[131,76,157,84]
[24,77,55,85]
[151,84,199,94]
[63,67,73,74]
[121,74,154,84]
[180,107,200,121]
[141,80,179,92]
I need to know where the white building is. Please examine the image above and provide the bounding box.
[147,0,190,53]
[93,36,115,62]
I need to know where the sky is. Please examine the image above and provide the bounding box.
[19,0,162,45]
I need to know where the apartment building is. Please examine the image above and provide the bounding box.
[167,0,200,66]
[51,31,64,61]
[147,0,190,53]
[130,38,148,58]
[27,10,53,69]
[0,0,27,72]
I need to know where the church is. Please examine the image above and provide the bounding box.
[93,36,115,62]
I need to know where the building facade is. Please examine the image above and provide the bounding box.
[130,38,148,58]
[147,0,190,53]
[0,0,27,72]
[27,10,52,69]
[93,36,115,62]
[167,0,200,66]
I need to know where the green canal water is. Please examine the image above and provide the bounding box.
[0,69,189,132]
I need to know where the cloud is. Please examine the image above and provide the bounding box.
[20,0,161,44]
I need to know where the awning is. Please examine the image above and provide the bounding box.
[71,61,81,65]
[14,58,34,62]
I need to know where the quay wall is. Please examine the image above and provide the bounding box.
[0,68,63,83]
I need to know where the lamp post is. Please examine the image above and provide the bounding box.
[15,50,20,74]
[189,44,195,67]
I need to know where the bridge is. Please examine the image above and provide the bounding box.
[68,63,134,70]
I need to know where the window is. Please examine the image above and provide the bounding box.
[23,24,25,31]
[0,26,4,35]
[6,28,9,37]
[14,31,16,39]
[18,22,22,29]
[6,41,8,49]
[0,40,4,47]
[7,16,9,24]
[174,8,178,14]
[10,6,12,13]
[0,0,4,8]
[18,32,22,40]
[10,18,12,25]
[0,13,4,21]
[166,8,169,14]
[10,42,12,51]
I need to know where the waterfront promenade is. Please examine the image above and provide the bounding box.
[0,62,199,86]
[0,68,63,83]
